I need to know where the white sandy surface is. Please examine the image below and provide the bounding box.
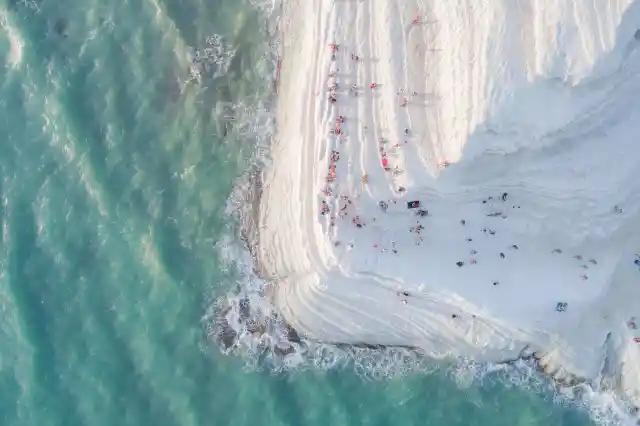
[259,0,640,402]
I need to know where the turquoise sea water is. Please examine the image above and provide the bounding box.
[0,0,605,425]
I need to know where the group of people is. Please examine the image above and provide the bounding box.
[457,194,600,285]
[326,42,412,190]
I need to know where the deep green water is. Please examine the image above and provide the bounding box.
[0,0,603,425]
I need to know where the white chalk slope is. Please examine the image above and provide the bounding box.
[260,0,640,402]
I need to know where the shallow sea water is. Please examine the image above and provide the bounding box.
[0,0,602,425]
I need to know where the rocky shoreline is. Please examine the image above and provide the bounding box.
[213,1,304,356]
[210,4,639,421]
